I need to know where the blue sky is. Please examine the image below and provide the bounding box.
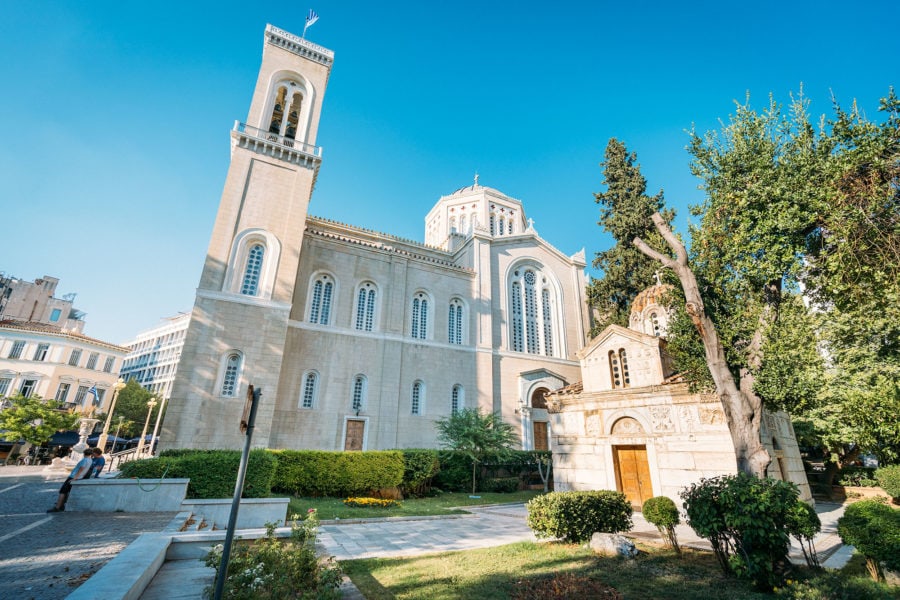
[1,1,895,344]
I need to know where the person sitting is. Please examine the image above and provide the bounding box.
[47,449,93,512]
[90,447,105,478]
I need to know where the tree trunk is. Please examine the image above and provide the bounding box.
[634,212,771,477]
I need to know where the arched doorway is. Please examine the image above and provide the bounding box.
[610,417,653,509]
[531,387,549,450]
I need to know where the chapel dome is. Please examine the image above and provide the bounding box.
[629,283,674,337]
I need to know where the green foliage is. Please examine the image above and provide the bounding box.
[837,500,900,581]
[203,511,342,599]
[642,496,681,552]
[482,477,520,493]
[433,450,476,492]
[785,500,822,568]
[681,474,799,590]
[875,465,900,499]
[0,394,79,445]
[111,380,158,437]
[526,490,633,543]
[589,138,675,332]
[119,449,276,498]
[774,571,900,600]
[837,467,879,488]
[270,450,404,497]
[435,408,517,494]
[398,449,440,498]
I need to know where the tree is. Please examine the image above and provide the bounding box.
[0,394,79,446]
[108,380,158,438]
[588,138,675,333]
[434,408,517,494]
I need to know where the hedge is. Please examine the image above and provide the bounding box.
[398,449,440,498]
[875,465,900,500]
[270,450,404,497]
[526,490,632,543]
[837,500,900,581]
[118,449,277,499]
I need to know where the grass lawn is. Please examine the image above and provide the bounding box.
[288,490,541,520]
[341,541,775,600]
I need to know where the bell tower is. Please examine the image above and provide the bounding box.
[164,25,334,449]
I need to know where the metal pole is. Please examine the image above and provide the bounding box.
[149,395,167,456]
[213,387,260,600]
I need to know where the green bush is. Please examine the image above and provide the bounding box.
[837,500,900,581]
[526,490,632,543]
[837,466,879,487]
[270,450,404,497]
[482,477,520,493]
[681,474,799,591]
[398,449,440,498]
[433,450,476,492]
[785,500,821,567]
[774,571,899,599]
[642,496,680,552]
[875,465,900,500]
[118,450,277,499]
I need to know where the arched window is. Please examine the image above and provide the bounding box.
[619,349,630,387]
[531,387,549,409]
[498,216,506,236]
[411,292,429,339]
[265,78,310,144]
[609,348,630,388]
[489,214,496,236]
[459,215,468,234]
[241,244,265,296]
[220,352,242,397]
[449,216,457,234]
[351,375,367,412]
[508,217,515,234]
[300,371,318,409]
[451,385,464,413]
[309,274,334,325]
[355,282,377,331]
[268,86,286,133]
[649,312,661,336]
[411,380,424,415]
[448,298,464,345]
[509,266,559,356]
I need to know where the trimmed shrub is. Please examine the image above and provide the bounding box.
[433,450,475,492]
[482,477,520,493]
[642,496,680,553]
[526,490,633,543]
[270,450,404,497]
[875,465,900,500]
[398,449,440,498]
[681,474,799,591]
[837,500,900,581]
[785,500,821,567]
[118,449,277,498]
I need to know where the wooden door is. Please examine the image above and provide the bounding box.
[533,422,549,451]
[344,419,365,451]
[613,445,653,509]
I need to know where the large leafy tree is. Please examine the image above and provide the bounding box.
[588,138,675,333]
[0,395,79,445]
[434,408,517,494]
[106,380,159,438]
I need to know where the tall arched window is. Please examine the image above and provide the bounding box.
[489,214,496,236]
[509,266,559,356]
[498,216,506,236]
[609,348,630,388]
[411,380,424,415]
[266,82,307,144]
[619,349,631,387]
[351,375,367,412]
[451,384,464,413]
[459,215,468,234]
[448,299,464,345]
[411,292,429,339]
[649,312,661,336]
[355,282,377,331]
[300,371,318,409]
[220,352,242,397]
[309,274,334,325]
[449,216,457,233]
[241,244,265,296]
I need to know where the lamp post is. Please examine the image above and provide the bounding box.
[135,396,158,456]
[97,378,127,452]
[112,416,124,452]
[148,395,167,457]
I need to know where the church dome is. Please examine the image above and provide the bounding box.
[629,283,674,337]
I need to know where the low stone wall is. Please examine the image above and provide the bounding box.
[68,479,190,512]
[181,498,290,529]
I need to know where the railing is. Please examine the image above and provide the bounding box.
[233,122,322,158]
[106,446,154,472]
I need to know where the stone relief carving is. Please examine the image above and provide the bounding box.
[678,406,695,431]
[699,406,725,425]
[585,413,601,437]
[649,406,674,431]
[764,414,777,436]
[611,417,644,435]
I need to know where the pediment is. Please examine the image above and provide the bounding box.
[577,324,660,360]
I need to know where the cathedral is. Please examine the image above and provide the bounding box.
[163,25,590,452]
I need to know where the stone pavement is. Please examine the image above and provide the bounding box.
[0,466,177,600]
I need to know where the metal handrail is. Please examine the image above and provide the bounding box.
[233,121,322,157]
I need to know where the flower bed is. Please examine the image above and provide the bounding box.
[343,497,402,508]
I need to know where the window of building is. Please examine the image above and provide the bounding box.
[354,282,377,331]
[86,352,99,370]
[649,312,661,336]
[451,384,464,414]
[411,292,429,340]
[33,344,49,361]
[94,388,106,408]
[411,380,424,415]
[0,378,11,397]
[300,371,318,409]
[20,379,38,398]
[489,214,496,236]
[103,357,115,373]
[9,341,25,359]
[241,244,265,296]
[351,375,367,412]
[74,385,89,405]
[68,348,82,367]
[448,299,464,345]
[50,308,62,322]
[55,382,71,403]
[309,274,334,325]
[619,349,630,387]
[509,266,558,357]
[221,352,242,397]
[609,348,630,388]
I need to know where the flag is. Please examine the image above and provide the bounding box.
[88,385,100,406]
[303,9,319,37]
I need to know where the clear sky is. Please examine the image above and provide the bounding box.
[1,1,895,344]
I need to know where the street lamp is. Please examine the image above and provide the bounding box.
[135,396,158,456]
[149,395,167,457]
[97,378,127,452]
[112,416,124,452]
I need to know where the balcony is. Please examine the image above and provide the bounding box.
[232,122,322,167]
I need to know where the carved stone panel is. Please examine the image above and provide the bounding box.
[678,406,696,432]
[585,412,602,437]
[611,417,645,435]
[699,406,725,425]
[649,406,674,432]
